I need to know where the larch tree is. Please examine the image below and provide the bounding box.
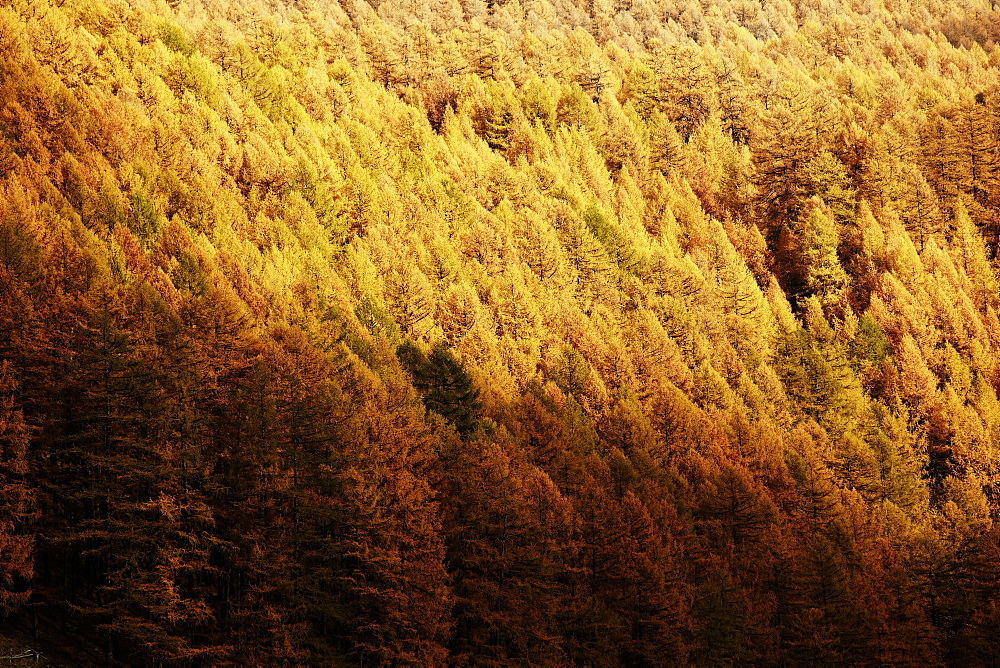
[801,199,849,313]
[0,361,33,619]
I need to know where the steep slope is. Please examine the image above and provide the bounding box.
[1,0,1000,663]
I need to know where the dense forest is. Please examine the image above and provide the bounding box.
[1,0,1000,663]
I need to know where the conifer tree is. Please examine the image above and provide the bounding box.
[398,340,482,437]
[801,199,849,312]
[0,361,33,619]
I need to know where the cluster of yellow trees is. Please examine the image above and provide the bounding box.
[1,0,1000,662]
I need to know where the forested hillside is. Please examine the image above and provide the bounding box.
[1,0,1000,663]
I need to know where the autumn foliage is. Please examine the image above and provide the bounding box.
[1,0,1000,662]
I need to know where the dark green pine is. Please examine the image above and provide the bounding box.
[397,340,481,437]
